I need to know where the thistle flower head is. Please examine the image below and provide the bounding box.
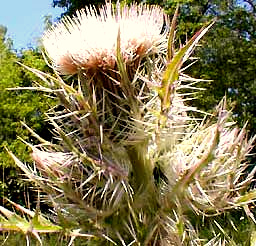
[42,2,166,75]
[31,148,73,178]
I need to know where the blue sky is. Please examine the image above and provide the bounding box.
[0,0,63,50]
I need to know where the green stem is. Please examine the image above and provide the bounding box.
[127,143,153,191]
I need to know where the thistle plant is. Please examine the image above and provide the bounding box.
[1,2,256,245]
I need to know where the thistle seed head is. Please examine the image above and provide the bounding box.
[42,2,166,75]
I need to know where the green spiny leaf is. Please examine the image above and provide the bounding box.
[235,190,256,205]
[159,21,214,114]
[167,5,179,61]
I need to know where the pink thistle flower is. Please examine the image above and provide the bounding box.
[42,2,166,75]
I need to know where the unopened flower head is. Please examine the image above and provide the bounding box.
[32,148,73,178]
[42,2,166,75]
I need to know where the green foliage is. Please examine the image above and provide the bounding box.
[160,0,256,136]
[52,0,110,16]
[190,6,256,134]
[0,30,53,206]
[193,210,253,245]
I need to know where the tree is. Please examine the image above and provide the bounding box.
[162,0,256,136]
[0,28,53,206]
[190,4,256,135]
[52,0,108,16]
